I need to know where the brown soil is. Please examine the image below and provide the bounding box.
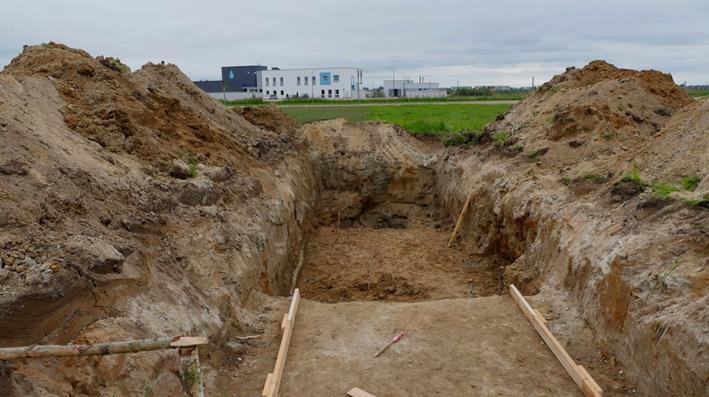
[297,225,506,303]
[282,296,581,396]
[233,105,299,135]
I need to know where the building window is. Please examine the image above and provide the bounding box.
[321,89,325,98]
[280,90,284,95]
[297,76,301,86]
[266,90,269,94]
[265,78,269,87]
[333,74,340,83]
[272,77,276,86]
[304,76,308,86]
[328,89,332,98]
[312,76,316,85]
[280,77,284,86]
[335,89,340,98]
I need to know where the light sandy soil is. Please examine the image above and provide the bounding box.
[296,225,508,302]
[281,296,580,396]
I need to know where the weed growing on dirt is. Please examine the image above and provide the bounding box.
[684,196,709,208]
[681,175,701,191]
[97,56,130,73]
[621,164,646,185]
[584,173,608,183]
[186,156,199,178]
[511,143,524,152]
[443,131,484,147]
[527,147,549,161]
[561,176,572,185]
[493,130,510,146]
[651,182,678,198]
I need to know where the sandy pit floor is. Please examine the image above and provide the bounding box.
[280,296,580,396]
[296,226,507,302]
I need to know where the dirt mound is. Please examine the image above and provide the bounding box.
[544,60,691,109]
[3,43,288,169]
[233,105,299,135]
[479,59,699,203]
[438,61,707,395]
[0,43,317,395]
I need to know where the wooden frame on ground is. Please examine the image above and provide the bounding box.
[509,284,603,397]
[262,288,301,397]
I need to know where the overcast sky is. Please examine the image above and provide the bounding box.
[2,1,708,87]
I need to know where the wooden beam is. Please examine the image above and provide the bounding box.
[0,336,207,360]
[509,285,603,397]
[448,192,473,247]
[262,289,301,397]
[347,387,377,397]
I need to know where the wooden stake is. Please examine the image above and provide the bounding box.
[262,289,301,397]
[509,285,603,397]
[289,248,305,295]
[179,346,205,397]
[448,192,473,247]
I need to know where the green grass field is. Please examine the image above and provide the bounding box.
[281,103,510,135]
[686,89,709,97]
[222,93,525,107]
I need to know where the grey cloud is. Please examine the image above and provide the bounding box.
[1,0,707,86]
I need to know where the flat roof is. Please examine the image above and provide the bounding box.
[260,67,361,71]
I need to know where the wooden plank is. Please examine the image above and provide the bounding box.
[448,192,473,247]
[509,285,602,397]
[262,289,301,397]
[170,336,209,347]
[347,387,377,397]
[578,365,604,397]
[0,336,208,360]
[262,373,274,396]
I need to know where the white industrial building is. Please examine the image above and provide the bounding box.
[383,79,447,98]
[258,68,364,100]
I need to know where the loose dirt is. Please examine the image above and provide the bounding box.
[297,225,507,303]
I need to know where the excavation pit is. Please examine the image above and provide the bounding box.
[296,213,509,303]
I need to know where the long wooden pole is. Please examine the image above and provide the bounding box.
[0,336,207,360]
[509,285,602,397]
[448,192,473,247]
[0,336,208,397]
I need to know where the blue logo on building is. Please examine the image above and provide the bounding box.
[319,72,331,85]
[229,70,235,79]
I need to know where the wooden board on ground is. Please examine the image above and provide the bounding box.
[509,284,603,397]
[347,387,377,397]
[262,289,301,397]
